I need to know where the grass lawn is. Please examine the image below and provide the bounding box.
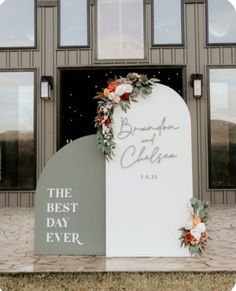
[0,272,235,291]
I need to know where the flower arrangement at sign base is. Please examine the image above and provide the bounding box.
[179,198,209,256]
[94,72,159,159]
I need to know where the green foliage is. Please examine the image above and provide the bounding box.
[190,198,209,221]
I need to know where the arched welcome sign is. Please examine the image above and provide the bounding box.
[35,83,192,257]
[106,83,193,256]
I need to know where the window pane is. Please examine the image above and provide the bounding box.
[208,0,236,44]
[97,0,144,59]
[153,0,182,45]
[60,0,88,46]
[0,72,35,190]
[209,69,236,188]
[0,0,35,47]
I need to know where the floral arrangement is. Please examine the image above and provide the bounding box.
[94,73,158,159]
[179,198,209,256]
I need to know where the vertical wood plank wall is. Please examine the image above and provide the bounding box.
[0,1,235,206]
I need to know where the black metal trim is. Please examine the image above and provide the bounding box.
[0,0,37,50]
[0,68,37,192]
[151,0,185,47]
[207,65,236,190]
[58,0,90,49]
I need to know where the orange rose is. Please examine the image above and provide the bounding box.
[193,215,201,225]
[107,82,117,92]
[103,88,109,97]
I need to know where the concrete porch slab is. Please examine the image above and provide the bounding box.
[0,206,235,273]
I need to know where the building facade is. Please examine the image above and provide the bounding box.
[0,0,236,207]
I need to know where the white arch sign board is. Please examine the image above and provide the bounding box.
[106,83,193,257]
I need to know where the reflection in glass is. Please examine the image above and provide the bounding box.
[60,0,88,46]
[60,67,183,148]
[153,0,182,45]
[208,0,236,43]
[209,69,236,188]
[97,0,144,59]
[0,0,35,47]
[0,72,35,189]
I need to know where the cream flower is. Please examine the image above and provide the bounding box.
[123,83,133,93]
[185,202,194,230]
[108,92,115,101]
[113,95,121,103]
[132,73,141,79]
[190,223,206,240]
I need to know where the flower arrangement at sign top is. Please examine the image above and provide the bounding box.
[179,198,209,256]
[94,72,159,159]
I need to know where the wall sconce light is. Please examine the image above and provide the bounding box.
[191,73,203,98]
[40,76,53,100]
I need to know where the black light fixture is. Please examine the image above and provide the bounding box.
[191,73,203,98]
[40,76,53,100]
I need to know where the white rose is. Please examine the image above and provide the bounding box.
[108,92,115,101]
[115,84,126,96]
[190,223,206,240]
[124,84,133,93]
[190,228,201,240]
[196,223,206,233]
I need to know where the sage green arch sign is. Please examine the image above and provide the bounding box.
[35,135,105,255]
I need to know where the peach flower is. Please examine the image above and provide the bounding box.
[193,215,201,225]
[103,88,109,97]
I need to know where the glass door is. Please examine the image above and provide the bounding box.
[59,67,184,148]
